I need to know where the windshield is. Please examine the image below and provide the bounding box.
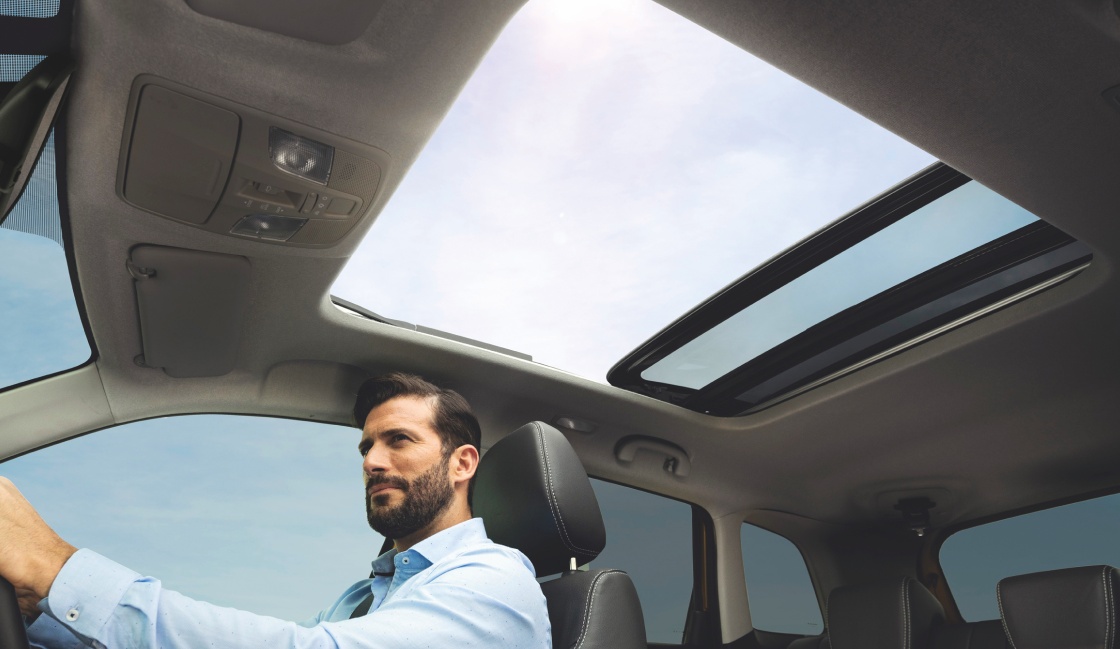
[331,0,934,381]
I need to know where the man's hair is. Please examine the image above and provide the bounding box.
[353,372,482,505]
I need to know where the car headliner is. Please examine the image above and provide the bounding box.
[3,0,1120,640]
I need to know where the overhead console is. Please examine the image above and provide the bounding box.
[116,75,388,246]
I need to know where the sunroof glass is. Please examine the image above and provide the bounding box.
[641,181,1039,390]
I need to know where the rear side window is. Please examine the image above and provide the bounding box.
[589,478,694,644]
[741,523,823,635]
[940,493,1120,620]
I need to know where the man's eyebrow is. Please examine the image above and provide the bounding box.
[359,427,414,448]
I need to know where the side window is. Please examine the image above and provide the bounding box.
[741,522,823,635]
[0,415,381,620]
[589,478,694,644]
[940,493,1120,621]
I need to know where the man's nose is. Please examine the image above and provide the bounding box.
[362,443,391,475]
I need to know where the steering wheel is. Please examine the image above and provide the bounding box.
[0,577,29,649]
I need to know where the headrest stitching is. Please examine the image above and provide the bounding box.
[1111,568,1117,649]
[1103,566,1113,649]
[902,578,911,649]
[573,569,620,649]
[996,580,1018,649]
[536,425,596,556]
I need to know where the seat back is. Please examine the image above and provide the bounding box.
[475,421,647,648]
[828,577,945,649]
[997,565,1120,649]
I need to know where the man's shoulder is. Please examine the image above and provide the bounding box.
[441,535,537,578]
[418,519,537,580]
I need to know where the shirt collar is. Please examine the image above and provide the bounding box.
[369,518,488,575]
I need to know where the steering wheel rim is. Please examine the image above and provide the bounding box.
[0,576,30,649]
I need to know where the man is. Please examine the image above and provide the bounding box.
[0,372,552,648]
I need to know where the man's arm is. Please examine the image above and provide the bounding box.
[32,549,546,648]
[0,478,549,648]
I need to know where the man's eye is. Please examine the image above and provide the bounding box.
[391,434,409,444]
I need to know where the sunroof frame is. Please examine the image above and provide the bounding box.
[606,163,1091,416]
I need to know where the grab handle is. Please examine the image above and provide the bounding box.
[615,436,691,477]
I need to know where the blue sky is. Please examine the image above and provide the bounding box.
[10,0,1090,640]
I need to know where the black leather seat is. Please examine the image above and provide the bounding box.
[791,579,1009,649]
[997,565,1120,649]
[827,577,945,649]
[474,421,647,649]
[930,620,1010,649]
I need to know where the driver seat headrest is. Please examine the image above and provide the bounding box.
[474,421,606,577]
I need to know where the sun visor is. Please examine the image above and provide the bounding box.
[128,245,251,378]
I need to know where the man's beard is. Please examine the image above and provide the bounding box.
[365,454,455,541]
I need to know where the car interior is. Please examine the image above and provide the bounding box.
[4,0,1120,647]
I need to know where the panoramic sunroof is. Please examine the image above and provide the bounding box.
[330,0,938,381]
[608,164,1092,415]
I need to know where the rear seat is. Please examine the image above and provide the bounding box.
[828,577,944,649]
[786,578,1009,649]
[929,620,1010,649]
[996,565,1120,649]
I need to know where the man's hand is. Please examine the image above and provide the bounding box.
[0,478,76,600]
[16,588,41,620]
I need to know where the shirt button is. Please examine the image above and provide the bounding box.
[66,608,80,621]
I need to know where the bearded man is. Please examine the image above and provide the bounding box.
[0,373,552,648]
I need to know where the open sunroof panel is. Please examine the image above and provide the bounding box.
[607,164,1092,416]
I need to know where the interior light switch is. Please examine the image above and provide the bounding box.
[301,192,318,213]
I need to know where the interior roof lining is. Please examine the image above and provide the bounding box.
[11,0,1116,536]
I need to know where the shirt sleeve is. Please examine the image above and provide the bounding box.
[26,610,92,649]
[41,549,549,649]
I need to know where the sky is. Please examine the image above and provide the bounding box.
[331,0,936,382]
[7,0,1080,641]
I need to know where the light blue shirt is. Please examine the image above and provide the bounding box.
[26,518,551,648]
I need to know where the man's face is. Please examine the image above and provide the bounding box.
[359,396,455,541]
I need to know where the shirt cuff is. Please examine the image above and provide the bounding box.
[43,549,142,642]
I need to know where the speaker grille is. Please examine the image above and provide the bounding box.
[328,150,381,199]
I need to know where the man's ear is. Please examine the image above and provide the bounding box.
[450,444,479,487]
